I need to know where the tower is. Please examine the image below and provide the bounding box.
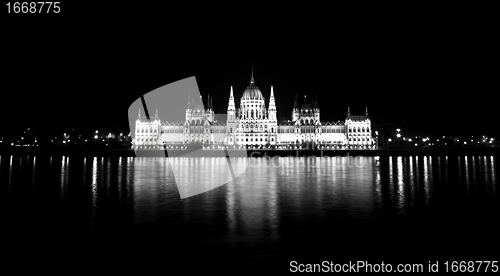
[268,85,278,145]
[206,93,214,122]
[226,85,238,144]
[313,93,320,122]
[185,94,192,122]
[227,85,236,120]
[292,93,299,121]
[268,85,277,121]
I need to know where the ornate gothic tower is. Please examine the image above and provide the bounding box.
[313,94,320,122]
[268,85,278,145]
[206,93,214,122]
[226,86,238,143]
[268,85,277,121]
[292,93,299,122]
[227,85,236,120]
[185,94,192,122]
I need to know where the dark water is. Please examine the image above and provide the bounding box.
[1,155,499,271]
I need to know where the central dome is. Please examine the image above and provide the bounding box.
[241,69,264,101]
[242,84,264,101]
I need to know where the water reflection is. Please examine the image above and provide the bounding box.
[60,156,68,201]
[491,156,497,198]
[91,157,98,226]
[9,156,13,190]
[31,156,36,188]
[423,156,430,206]
[0,154,498,253]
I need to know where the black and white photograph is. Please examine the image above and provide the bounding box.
[2,4,499,273]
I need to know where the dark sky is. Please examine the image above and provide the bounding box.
[1,6,498,136]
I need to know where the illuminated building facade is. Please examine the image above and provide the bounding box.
[134,71,374,149]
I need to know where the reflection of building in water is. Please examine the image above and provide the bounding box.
[134,70,374,149]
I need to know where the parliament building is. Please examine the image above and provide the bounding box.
[134,71,374,149]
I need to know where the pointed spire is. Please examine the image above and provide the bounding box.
[228,85,236,112]
[250,66,255,84]
[138,109,141,120]
[347,106,351,116]
[155,108,158,120]
[187,94,191,109]
[365,106,368,116]
[269,85,276,111]
[294,93,298,109]
[314,93,318,108]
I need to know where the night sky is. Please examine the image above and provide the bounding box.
[2,6,498,137]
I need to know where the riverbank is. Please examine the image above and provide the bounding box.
[1,147,499,157]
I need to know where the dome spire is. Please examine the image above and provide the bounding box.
[242,69,264,100]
